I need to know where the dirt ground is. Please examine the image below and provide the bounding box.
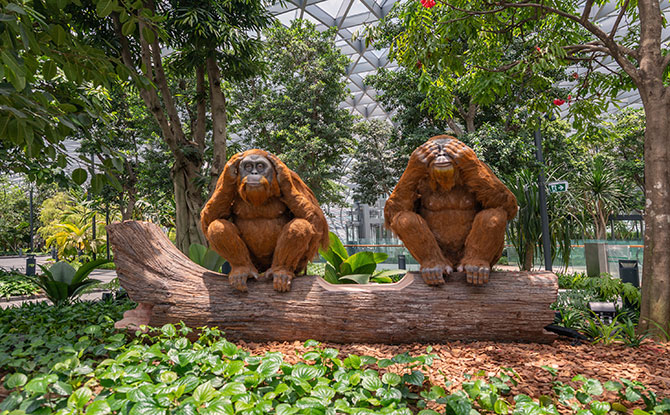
[240,338,670,399]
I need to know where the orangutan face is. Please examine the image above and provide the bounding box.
[429,140,458,191]
[237,154,277,206]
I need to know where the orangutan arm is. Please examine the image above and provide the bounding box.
[443,140,518,221]
[383,144,435,228]
[266,154,329,251]
[200,153,243,236]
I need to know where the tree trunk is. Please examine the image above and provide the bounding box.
[522,239,534,271]
[638,88,670,336]
[172,159,206,253]
[207,57,228,197]
[108,221,558,344]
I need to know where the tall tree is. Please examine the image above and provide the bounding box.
[71,0,273,252]
[234,20,355,207]
[389,0,670,336]
[1,0,114,181]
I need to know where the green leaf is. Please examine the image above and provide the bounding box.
[382,372,401,386]
[193,382,217,404]
[444,394,472,415]
[361,374,383,391]
[292,365,321,380]
[219,382,246,396]
[43,60,57,80]
[373,252,388,263]
[604,381,623,392]
[404,370,425,386]
[584,379,603,396]
[160,371,177,384]
[86,400,112,415]
[122,19,136,36]
[96,0,115,17]
[73,258,109,284]
[625,387,642,402]
[91,173,106,194]
[24,378,48,395]
[276,403,300,415]
[142,26,155,43]
[343,251,377,275]
[47,261,77,284]
[161,324,176,337]
[68,387,92,409]
[494,399,509,414]
[590,401,611,415]
[5,373,27,389]
[257,359,281,378]
[339,274,371,284]
[322,264,339,284]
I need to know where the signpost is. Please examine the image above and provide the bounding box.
[547,181,569,194]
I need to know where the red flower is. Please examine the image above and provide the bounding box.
[572,72,579,79]
[553,98,565,106]
[567,95,572,100]
[421,0,436,8]
[416,60,423,69]
[535,45,541,52]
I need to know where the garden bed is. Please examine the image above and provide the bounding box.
[239,338,670,399]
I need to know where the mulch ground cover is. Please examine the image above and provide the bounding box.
[241,338,670,398]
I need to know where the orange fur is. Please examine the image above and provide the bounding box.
[385,136,518,271]
[200,149,329,291]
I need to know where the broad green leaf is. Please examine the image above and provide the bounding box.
[322,264,339,284]
[219,382,246,396]
[257,359,281,378]
[161,324,176,337]
[604,381,622,391]
[48,261,76,284]
[86,400,112,415]
[188,243,207,265]
[590,401,611,415]
[494,399,509,414]
[373,269,407,279]
[24,378,48,395]
[292,365,321,380]
[404,370,425,386]
[373,252,388,263]
[361,374,383,391]
[5,373,27,389]
[73,258,109,284]
[68,387,92,409]
[339,274,371,284]
[96,0,115,17]
[193,382,217,404]
[276,404,300,415]
[584,379,603,396]
[343,251,377,275]
[160,371,177,384]
[382,373,401,386]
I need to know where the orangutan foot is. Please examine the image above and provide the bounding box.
[458,261,490,286]
[228,265,259,292]
[420,263,452,286]
[267,267,294,292]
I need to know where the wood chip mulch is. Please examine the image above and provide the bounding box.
[240,338,670,398]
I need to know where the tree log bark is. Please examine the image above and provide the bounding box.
[108,221,558,344]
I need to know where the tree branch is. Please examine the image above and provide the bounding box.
[609,0,629,39]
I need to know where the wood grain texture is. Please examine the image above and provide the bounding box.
[107,221,558,344]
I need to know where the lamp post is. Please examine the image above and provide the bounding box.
[535,118,552,271]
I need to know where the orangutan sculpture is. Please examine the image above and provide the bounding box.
[201,150,329,292]
[384,135,518,286]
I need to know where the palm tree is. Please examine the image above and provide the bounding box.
[576,156,626,240]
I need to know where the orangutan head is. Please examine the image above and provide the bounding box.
[237,153,280,206]
[428,138,460,191]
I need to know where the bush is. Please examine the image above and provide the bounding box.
[0,269,40,298]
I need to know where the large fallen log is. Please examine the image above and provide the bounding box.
[107,221,558,343]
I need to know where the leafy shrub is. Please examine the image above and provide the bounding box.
[35,259,108,305]
[1,300,668,415]
[0,297,134,377]
[318,232,405,284]
[188,243,227,272]
[556,272,640,307]
[0,269,40,298]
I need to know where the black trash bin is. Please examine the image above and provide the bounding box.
[618,260,640,288]
[397,254,406,270]
[26,254,36,276]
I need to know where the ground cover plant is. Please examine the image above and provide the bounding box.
[1,297,669,415]
[0,269,40,298]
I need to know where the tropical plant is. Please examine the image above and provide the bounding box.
[35,259,107,305]
[575,156,626,240]
[618,317,649,348]
[188,243,226,272]
[45,222,106,262]
[0,269,40,298]
[581,313,623,346]
[505,170,542,270]
[318,232,405,284]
